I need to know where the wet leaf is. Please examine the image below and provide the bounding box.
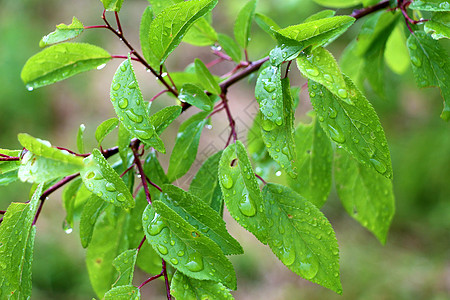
[0,149,21,175]
[425,12,450,39]
[101,0,125,12]
[104,285,140,300]
[312,0,361,8]
[140,6,159,69]
[95,118,119,146]
[218,34,241,63]
[79,194,108,248]
[112,249,138,287]
[195,58,221,95]
[254,12,280,39]
[234,0,257,49]
[77,124,86,153]
[179,83,214,111]
[304,10,336,22]
[171,271,234,300]
[183,17,218,46]
[39,17,84,47]
[409,0,450,11]
[255,65,283,123]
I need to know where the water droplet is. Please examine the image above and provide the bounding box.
[323,74,333,82]
[299,252,319,280]
[309,91,316,97]
[112,83,121,91]
[134,130,152,140]
[26,85,34,91]
[148,214,165,235]
[275,117,283,126]
[177,250,185,257]
[262,119,276,131]
[327,124,346,143]
[97,63,106,70]
[118,98,129,109]
[263,82,276,93]
[370,158,387,174]
[409,42,417,50]
[328,107,337,119]
[157,244,168,255]
[275,171,282,177]
[62,219,72,234]
[306,67,319,77]
[221,173,234,189]
[337,89,348,99]
[239,191,257,217]
[120,63,128,72]
[411,56,422,67]
[280,247,296,266]
[116,193,126,202]
[105,182,116,192]
[125,109,143,123]
[127,81,137,89]
[186,252,204,272]
[170,258,179,265]
[86,171,95,179]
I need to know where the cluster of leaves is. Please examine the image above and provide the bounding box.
[0,0,449,299]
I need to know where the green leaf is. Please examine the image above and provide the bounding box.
[167,112,207,182]
[260,78,297,178]
[255,65,283,123]
[0,149,21,175]
[0,184,43,299]
[274,16,355,49]
[95,118,119,146]
[183,17,218,46]
[194,58,221,95]
[110,57,165,152]
[309,76,393,179]
[304,10,336,22]
[148,0,218,65]
[77,124,86,153]
[104,285,140,300]
[247,113,269,163]
[254,13,280,39]
[143,151,169,190]
[62,177,83,229]
[407,31,450,121]
[0,170,19,186]
[288,116,333,208]
[79,194,108,248]
[112,249,138,287]
[269,43,303,67]
[86,206,128,298]
[140,6,159,69]
[81,148,135,208]
[385,25,410,74]
[118,123,131,165]
[148,0,183,15]
[179,83,214,111]
[160,184,243,255]
[171,271,234,300]
[262,183,342,294]
[218,34,242,63]
[218,141,268,244]
[39,17,84,47]
[334,148,395,244]
[409,0,450,11]
[425,12,450,39]
[234,0,258,49]
[296,47,350,104]
[189,151,224,215]
[142,202,237,289]
[312,0,361,8]
[150,105,182,135]
[101,0,125,12]
[21,43,111,90]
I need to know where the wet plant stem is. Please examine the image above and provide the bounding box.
[132,143,152,204]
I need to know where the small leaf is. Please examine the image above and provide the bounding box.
[81,148,135,208]
[21,43,111,90]
[167,112,207,182]
[189,151,224,215]
[263,183,342,294]
[0,170,19,186]
[171,271,234,300]
[77,124,86,153]
[260,78,297,178]
[183,17,218,46]
[194,58,221,95]
[254,13,280,39]
[62,177,83,229]
[112,249,138,287]
[407,31,450,121]
[425,12,450,39]
[312,0,361,8]
[142,202,237,289]
[309,76,393,179]
[104,285,140,300]
[79,194,108,248]
[409,0,450,11]
[234,0,258,49]
[334,148,395,244]
[304,10,336,22]
[150,105,182,135]
[269,43,303,67]
[39,17,84,47]
[148,0,183,16]
[288,116,333,208]
[218,141,268,244]
[385,25,410,74]
[179,83,214,111]
[218,33,241,63]
[101,0,125,12]
[0,149,21,175]
[95,118,119,146]
[148,0,218,65]
[160,184,243,255]
[110,58,164,152]
[255,65,283,123]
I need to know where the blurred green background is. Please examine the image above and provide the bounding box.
[0,0,449,299]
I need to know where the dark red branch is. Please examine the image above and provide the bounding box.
[137,236,146,251]
[132,144,152,204]
[255,174,267,185]
[138,272,164,289]
[111,55,140,62]
[162,259,172,300]
[0,156,20,161]
[351,0,391,19]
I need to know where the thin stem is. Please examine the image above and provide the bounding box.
[114,11,123,35]
[132,144,152,204]
[0,210,6,214]
[145,175,163,192]
[111,55,140,62]
[0,156,20,161]
[150,89,169,102]
[138,272,163,289]
[162,260,172,300]
[284,60,293,79]
[221,94,237,147]
[120,163,135,177]
[137,236,146,251]
[351,0,390,19]
[207,103,225,119]
[163,68,178,93]
[206,57,224,68]
[255,174,267,185]
[84,25,109,29]
[213,49,232,61]
[244,49,249,62]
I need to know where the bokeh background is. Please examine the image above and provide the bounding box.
[0,0,449,299]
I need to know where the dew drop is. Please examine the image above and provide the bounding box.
[239,191,257,217]
[170,258,179,265]
[221,173,234,189]
[127,81,137,89]
[148,214,165,235]
[118,98,129,109]
[328,107,337,119]
[370,158,387,174]
[337,89,348,99]
[186,252,204,272]
[275,117,283,126]
[112,83,121,91]
[62,220,72,234]
[409,43,417,50]
[305,67,320,77]
[26,85,34,91]
[299,252,319,280]
[105,182,116,192]
[327,124,346,143]
[125,109,143,123]
[120,63,128,72]
[97,63,106,70]
[411,56,422,67]
[263,82,276,93]
[157,244,168,255]
[280,247,296,266]
[134,130,152,140]
[262,118,276,131]
[86,171,95,179]
[323,74,333,82]
[116,193,126,202]
[177,250,185,257]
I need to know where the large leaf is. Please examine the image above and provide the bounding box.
[195,58,221,95]
[39,17,84,48]
[160,184,243,255]
[148,0,218,65]
[0,149,21,175]
[0,184,43,299]
[148,0,183,16]
[260,78,297,178]
[21,43,111,90]
[407,31,450,121]
[425,12,450,40]
[304,10,336,22]
[234,0,258,49]
[104,285,140,300]
[110,58,165,152]
[218,141,268,244]
[112,249,138,287]
[142,202,237,289]
[263,183,341,294]
[334,148,395,244]
[79,194,108,248]
[179,83,214,111]
[167,112,207,182]
[86,206,128,298]
[183,17,218,46]
[255,65,283,123]
[309,76,393,179]
[409,0,450,11]
[189,151,224,215]
[288,116,333,208]
[81,148,135,208]
[171,271,234,300]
